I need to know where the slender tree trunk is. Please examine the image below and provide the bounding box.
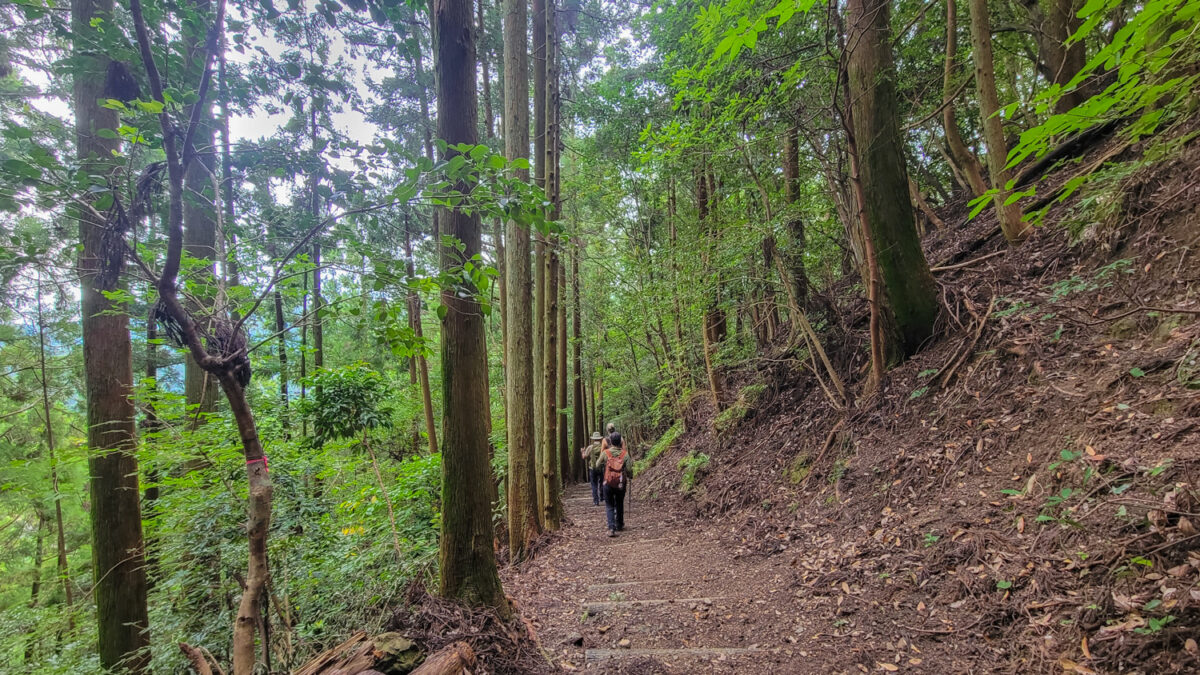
[433,0,509,612]
[26,510,45,658]
[503,0,540,561]
[405,218,440,455]
[540,0,562,529]
[73,0,150,666]
[532,0,548,526]
[846,0,940,359]
[968,0,1031,243]
[411,33,442,455]
[781,125,809,312]
[697,165,725,410]
[183,0,219,420]
[300,269,308,437]
[309,103,325,374]
[480,0,507,383]
[542,247,561,529]
[36,280,77,622]
[274,286,288,414]
[557,250,569,483]
[571,241,585,479]
[943,0,989,199]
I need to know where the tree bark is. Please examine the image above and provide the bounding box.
[968,0,1031,243]
[846,0,940,358]
[571,241,585,480]
[183,0,220,420]
[502,0,540,561]
[557,247,569,483]
[411,29,442,455]
[781,124,809,312]
[1021,0,1086,113]
[74,0,150,666]
[697,164,725,410]
[531,0,548,526]
[433,0,509,613]
[412,642,476,675]
[943,0,989,199]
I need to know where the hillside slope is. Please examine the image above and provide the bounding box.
[623,134,1200,673]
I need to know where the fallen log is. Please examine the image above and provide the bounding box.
[410,642,476,675]
[293,632,423,675]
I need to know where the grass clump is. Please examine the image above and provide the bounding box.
[713,382,767,432]
[679,451,711,493]
[634,421,683,476]
[787,453,811,484]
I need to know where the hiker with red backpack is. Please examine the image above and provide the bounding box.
[602,432,633,537]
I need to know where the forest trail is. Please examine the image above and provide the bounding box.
[505,483,963,673]
[505,483,795,672]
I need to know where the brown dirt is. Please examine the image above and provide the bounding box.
[505,133,1200,673]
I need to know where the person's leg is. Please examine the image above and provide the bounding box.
[591,470,601,504]
[604,486,617,534]
[616,488,626,531]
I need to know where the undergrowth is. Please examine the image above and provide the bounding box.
[634,421,683,476]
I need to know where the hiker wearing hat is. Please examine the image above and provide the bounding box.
[582,431,606,505]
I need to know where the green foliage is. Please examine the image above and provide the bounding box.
[300,363,391,447]
[678,452,711,494]
[634,421,683,476]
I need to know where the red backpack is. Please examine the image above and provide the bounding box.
[603,447,628,491]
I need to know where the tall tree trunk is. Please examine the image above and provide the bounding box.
[300,269,308,437]
[846,0,940,359]
[37,279,77,620]
[480,0,507,386]
[26,509,45,659]
[532,0,548,526]
[571,241,585,480]
[968,0,1031,243]
[433,0,509,613]
[309,103,326,374]
[540,0,562,529]
[943,0,989,199]
[557,250,569,483]
[697,164,725,410]
[183,0,219,420]
[503,0,540,561]
[405,217,440,455]
[411,29,442,455]
[73,0,150,666]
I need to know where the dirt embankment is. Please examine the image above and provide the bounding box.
[628,136,1200,673]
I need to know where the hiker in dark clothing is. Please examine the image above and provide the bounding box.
[602,432,633,537]
[581,431,605,505]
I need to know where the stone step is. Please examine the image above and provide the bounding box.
[587,578,688,592]
[582,596,726,611]
[584,647,777,663]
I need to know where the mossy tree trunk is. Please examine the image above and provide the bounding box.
[846,0,940,358]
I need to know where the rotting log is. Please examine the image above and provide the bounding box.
[293,632,423,675]
[410,642,476,675]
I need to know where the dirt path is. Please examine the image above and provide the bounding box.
[505,484,806,673]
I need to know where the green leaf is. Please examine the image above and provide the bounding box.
[1128,367,1145,377]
